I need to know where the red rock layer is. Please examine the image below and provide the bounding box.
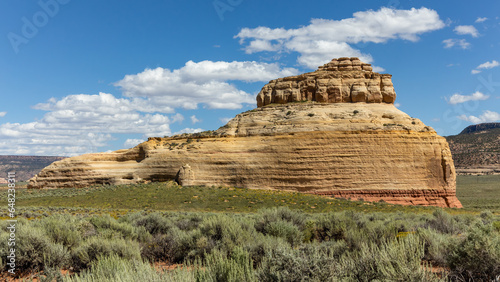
[309,189,462,208]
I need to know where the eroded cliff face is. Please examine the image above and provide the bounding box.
[257,57,396,107]
[28,58,462,208]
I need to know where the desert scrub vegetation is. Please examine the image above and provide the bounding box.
[3,181,457,216]
[0,207,499,281]
[3,175,498,217]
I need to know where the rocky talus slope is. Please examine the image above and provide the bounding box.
[29,58,461,208]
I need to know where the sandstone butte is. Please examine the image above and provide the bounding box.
[29,57,463,208]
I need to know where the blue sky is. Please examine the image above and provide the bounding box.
[1,0,499,156]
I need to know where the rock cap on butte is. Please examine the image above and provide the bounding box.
[257,57,396,107]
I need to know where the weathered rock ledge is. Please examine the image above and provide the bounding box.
[257,57,396,107]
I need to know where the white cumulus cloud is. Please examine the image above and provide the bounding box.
[471,60,499,74]
[0,59,298,156]
[475,17,488,23]
[34,92,175,114]
[171,113,184,123]
[236,7,445,68]
[0,112,6,117]
[114,60,299,110]
[454,25,479,37]
[372,66,386,73]
[190,115,201,124]
[448,91,490,104]
[0,92,176,156]
[477,60,499,69]
[442,38,470,49]
[458,110,500,124]
[123,139,145,148]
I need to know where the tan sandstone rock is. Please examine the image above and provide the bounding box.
[256,57,397,107]
[28,58,462,208]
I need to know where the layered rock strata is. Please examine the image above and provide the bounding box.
[257,57,396,107]
[29,58,462,208]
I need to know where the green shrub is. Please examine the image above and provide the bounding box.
[71,237,141,271]
[43,242,71,270]
[256,207,306,230]
[141,233,171,262]
[65,255,189,282]
[313,212,347,241]
[493,221,500,232]
[315,240,348,259]
[77,220,97,239]
[199,214,256,254]
[0,233,11,272]
[244,234,289,267]
[142,226,197,263]
[17,224,61,270]
[339,235,434,281]
[324,212,404,251]
[37,215,81,249]
[195,247,255,282]
[130,212,175,235]
[255,207,307,245]
[174,213,204,231]
[89,215,140,240]
[0,223,70,273]
[425,209,461,234]
[447,222,500,281]
[262,220,303,246]
[257,242,341,281]
[418,228,456,266]
[479,210,494,222]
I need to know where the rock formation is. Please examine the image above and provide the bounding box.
[29,58,462,208]
[257,57,396,107]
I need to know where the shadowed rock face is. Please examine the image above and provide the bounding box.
[256,57,396,107]
[29,58,462,208]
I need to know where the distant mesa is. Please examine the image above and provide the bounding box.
[29,58,461,208]
[458,122,500,135]
[0,155,66,182]
[447,122,500,175]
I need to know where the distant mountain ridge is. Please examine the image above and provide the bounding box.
[0,155,66,182]
[459,123,500,134]
[446,123,500,174]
